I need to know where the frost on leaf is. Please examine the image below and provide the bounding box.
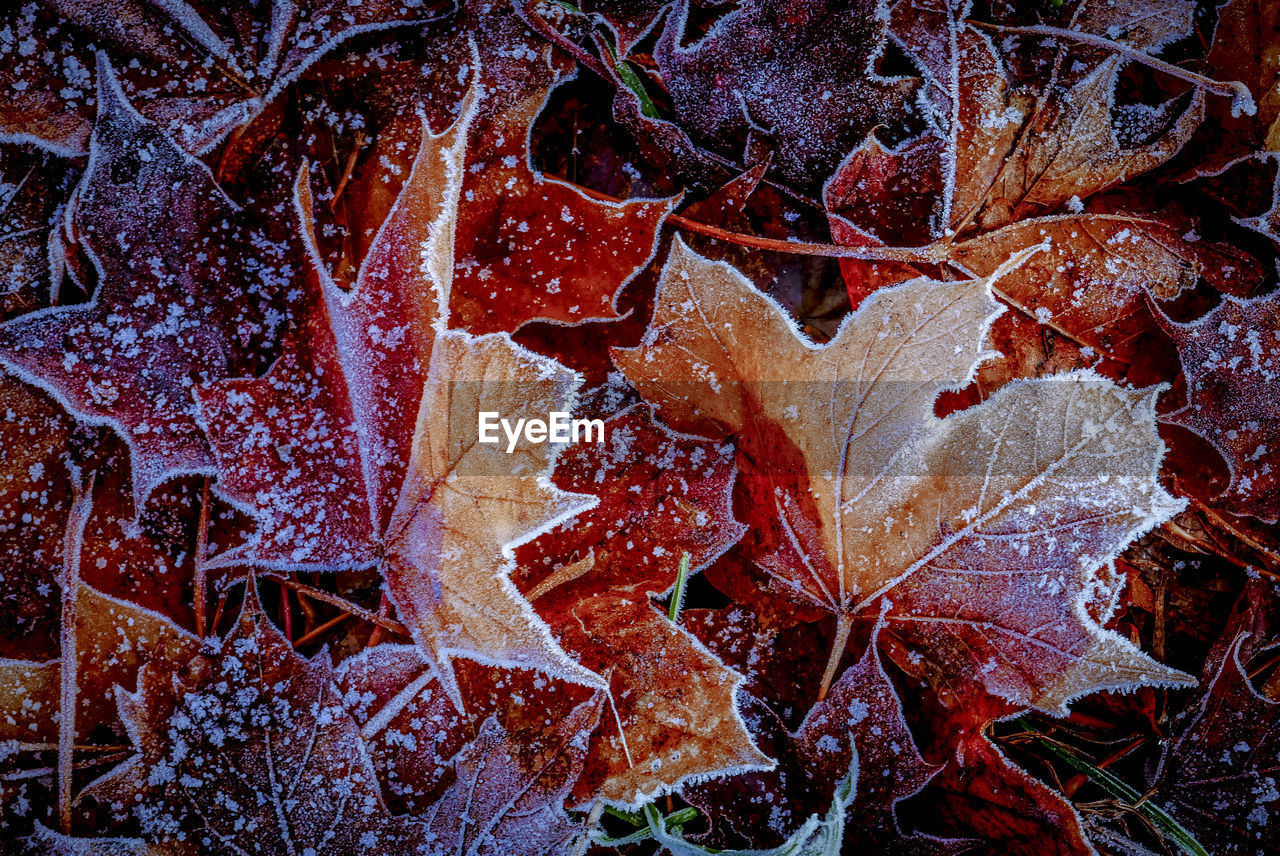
[0,580,196,746]
[195,98,601,705]
[616,240,1189,711]
[831,0,1209,304]
[422,702,600,855]
[950,212,1262,355]
[0,0,438,155]
[1156,584,1280,855]
[0,60,291,506]
[686,635,944,853]
[0,373,74,660]
[1157,293,1280,522]
[514,408,769,806]
[21,823,158,855]
[653,0,922,188]
[445,0,676,334]
[83,589,424,854]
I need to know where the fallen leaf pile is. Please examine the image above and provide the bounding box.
[1,1,1278,854]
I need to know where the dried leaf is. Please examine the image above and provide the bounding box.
[195,97,601,703]
[515,408,768,805]
[654,0,922,187]
[1158,293,1280,522]
[0,60,291,505]
[616,240,1189,711]
[84,591,424,854]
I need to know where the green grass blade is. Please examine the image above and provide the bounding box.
[1014,719,1208,856]
[668,552,691,622]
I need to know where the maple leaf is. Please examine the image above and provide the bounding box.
[0,59,292,506]
[313,0,675,334]
[1157,292,1280,522]
[337,648,596,813]
[513,407,769,806]
[1153,583,1280,855]
[0,579,197,748]
[948,211,1263,356]
[1195,0,1280,173]
[421,703,600,855]
[1,464,198,753]
[908,732,1097,856]
[83,589,424,855]
[615,239,1190,709]
[685,625,946,853]
[194,93,602,706]
[653,0,922,188]
[831,0,1210,253]
[0,0,441,156]
[448,0,676,334]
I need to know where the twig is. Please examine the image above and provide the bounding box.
[971,21,1256,116]
[276,579,407,636]
[194,477,211,638]
[366,592,392,647]
[293,612,352,648]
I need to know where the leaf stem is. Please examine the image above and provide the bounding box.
[817,614,853,702]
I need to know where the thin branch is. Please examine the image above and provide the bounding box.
[276,579,407,636]
[293,612,351,648]
[194,477,211,638]
[971,21,1255,116]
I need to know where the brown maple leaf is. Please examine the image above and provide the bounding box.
[614,240,1190,710]
[0,59,292,506]
[1157,292,1280,522]
[194,93,602,706]
[315,0,676,335]
[83,588,425,855]
[0,0,442,155]
[828,0,1230,332]
[514,407,770,806]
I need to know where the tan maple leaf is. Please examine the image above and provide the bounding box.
[615,240,1191,708]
